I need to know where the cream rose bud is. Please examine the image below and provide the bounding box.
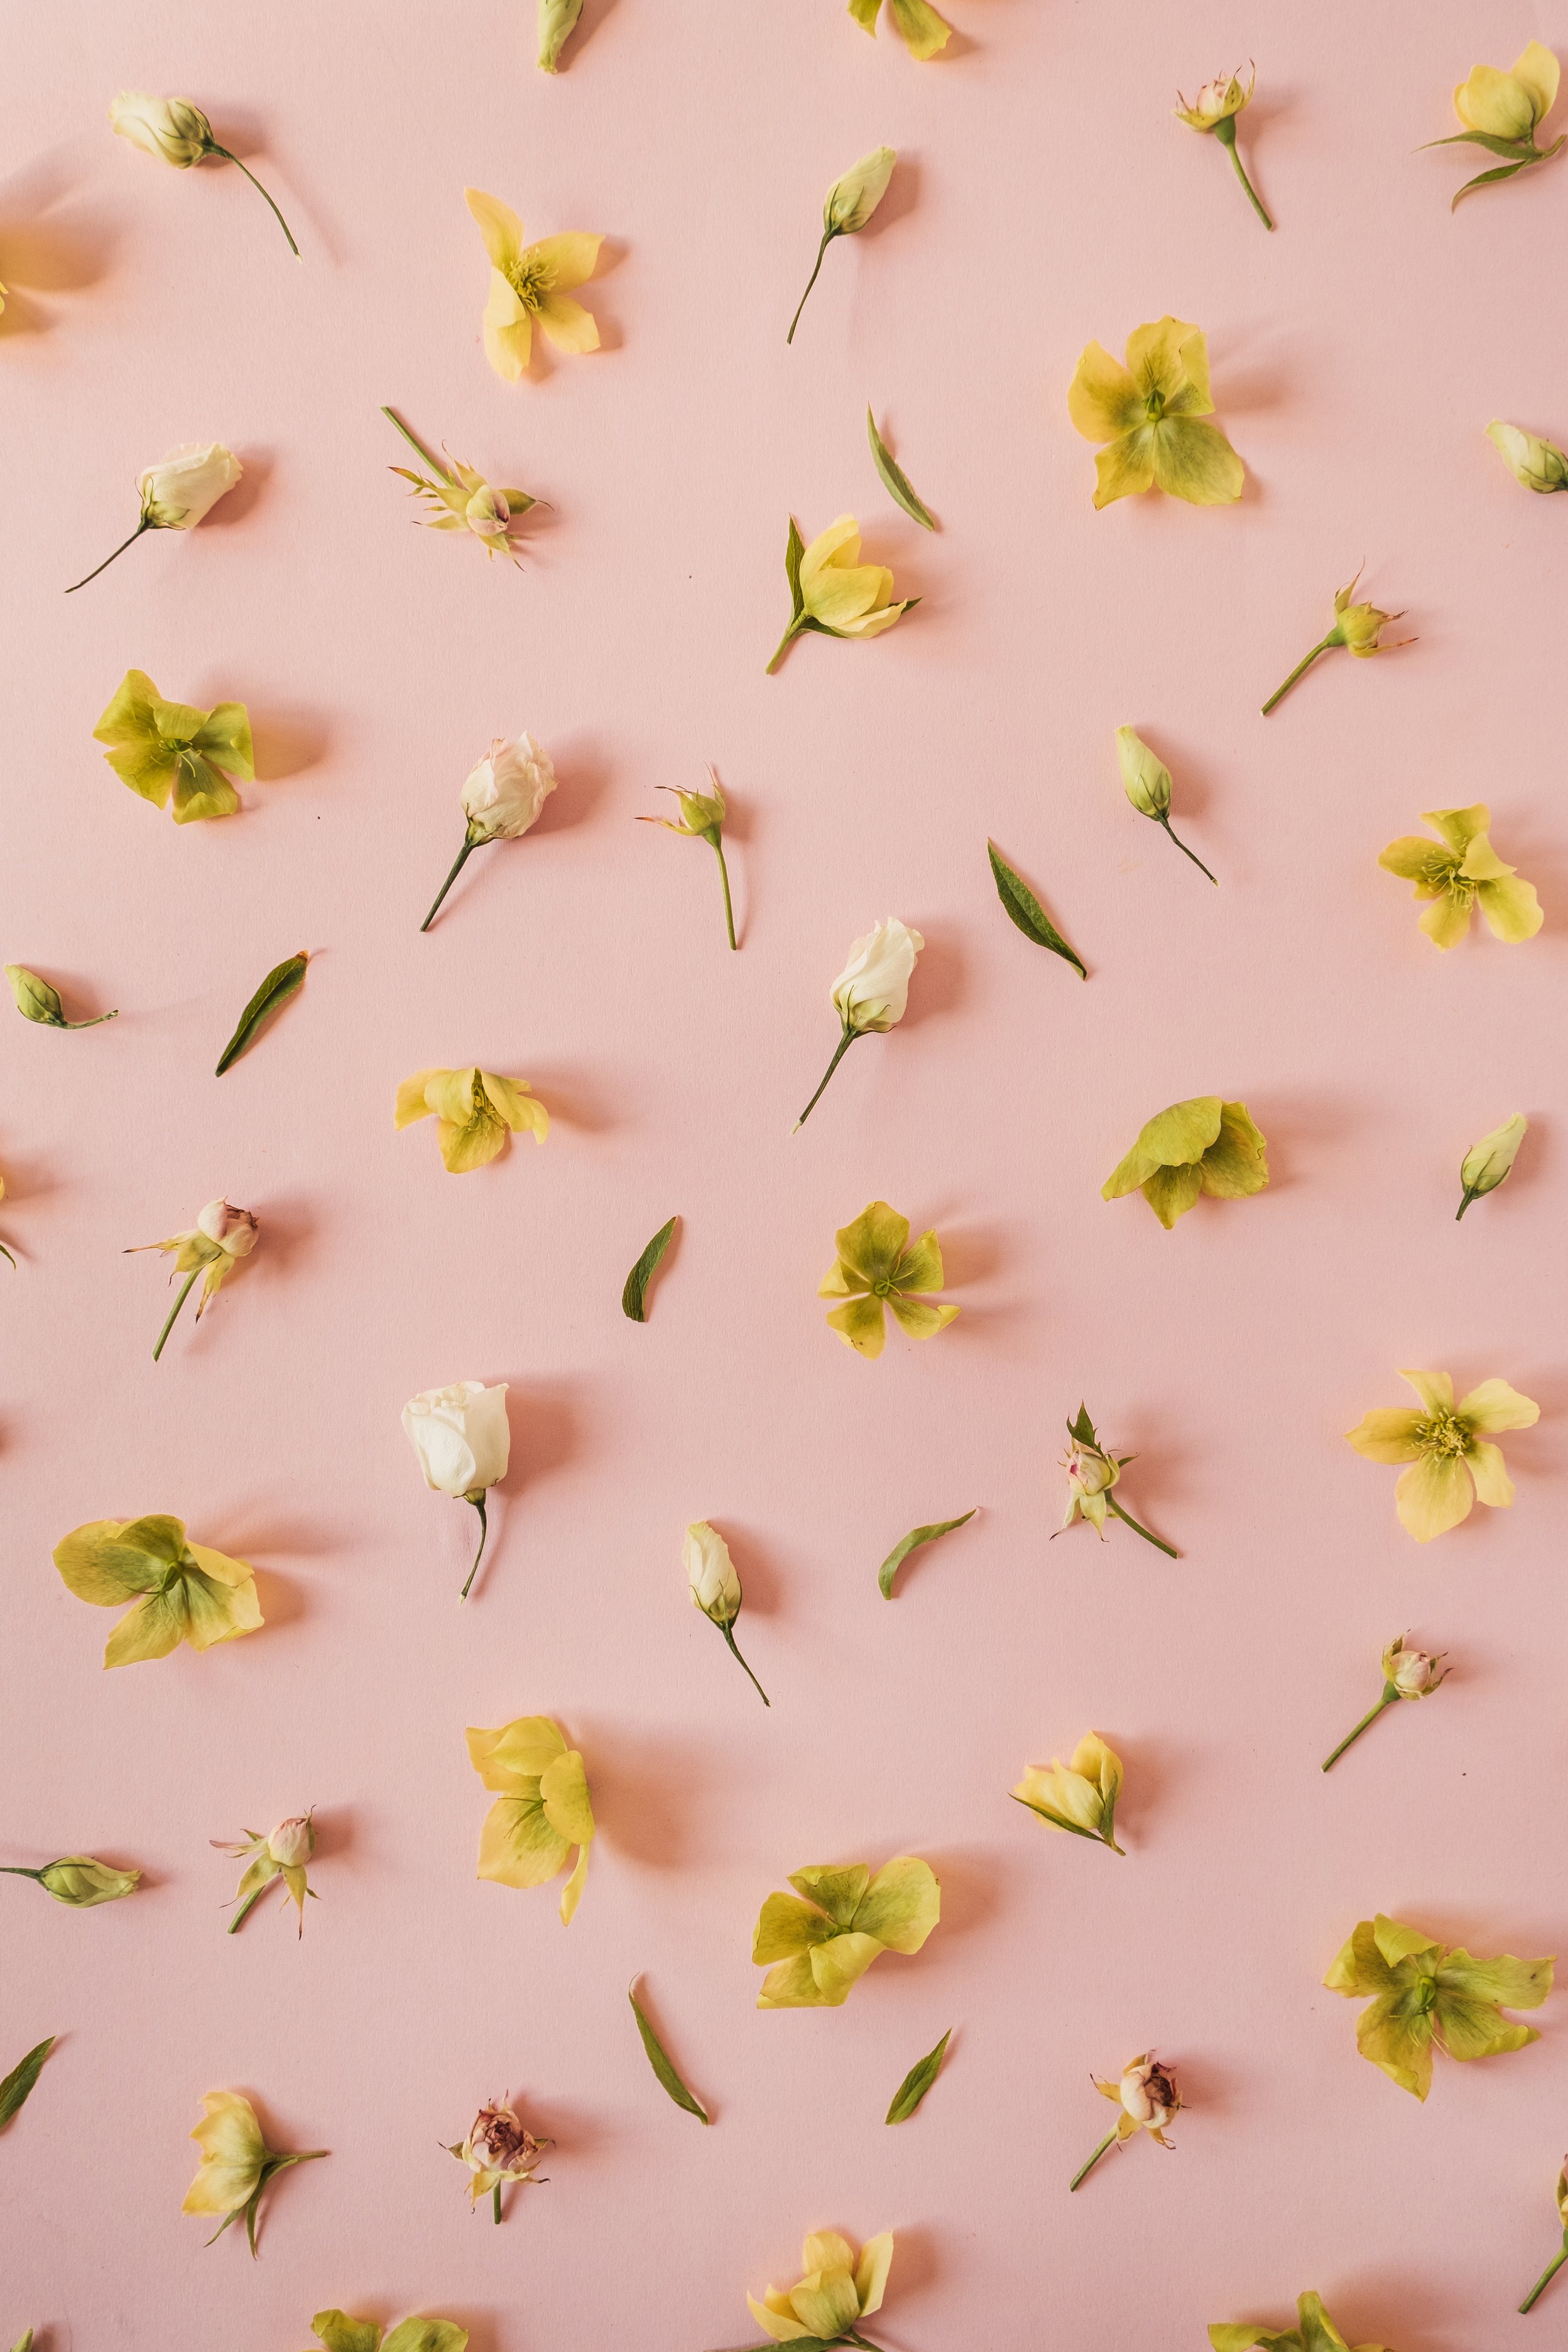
[1383,1636,1444,1698]
[1115,726,1172,819]
[109,91,212,166]
[1486,420,1568,494]
[830,917,924,1034]
[685,1521,741,1626]
[138,442,244,530]
[198,1199,259,1258]
[403,1380,511,1498]
[1119,2056,1179,2126]
[266,1814,314,1869]
[461,733,557,842]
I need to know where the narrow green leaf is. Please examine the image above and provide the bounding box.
[5,965,66,1025]
[1067,1400,1097,1449]
[987,842,1087,977]
[1453,158,1532,204]
[878,1509,976,1599]
[621,1216,678,1322]
[885,2027,952,2123]
[866,407,937,530]
[0,2036,55,2130]
[785,517,805,618]
[629,1979,710,2122]
[215,950,308,1075]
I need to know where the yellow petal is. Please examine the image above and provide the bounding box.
[477,1794,571,1887]
[853,1854,940,1951]
[886,1294,959,1339]
[788,2271,862,2339]
[480,1072,550,1137]
[799,514,863,583]
[1394,1453,1473,1542]
[1511,41,1560,126]
[1124,315,1202,406]
[832,598,908,640]
[1345,1408,1426,1464]
[807,1929,885,2003]
[895,1228,944,1291]
[1419,891,1473,950]
[746,2294,812,2344]
[103,1589,189,1667]
[888,0,951,53]
[826,1295,888,1357]
[1067,342,1145,442]
[1464,1440,1514,1508]
[855,2233,895,2316]
[1399,1368,1454,1414]
[1477,873,1544,942]
[756,1951,832,2008]
[526,231,603,292]
[465,187,526,271]
[1151,415,1244,504]
[482,272,532,381]
[395,1070,442,1126]
[1424,803,1488,855]
[1092,428,1157,507]
[437,1110,507,1173]
[753,1890,840,1963]
[535,291,600,355]
[801,2233,857,2278]
[1457,1378,1539,1434]
[1454,63,1538,140]
[557,1837,591,1924]
[466,1716,566,1790]
[540,1748,595,1846]
[1378,836,1452,886]
[1140,1162,1204,1227]
[182,2091,265,2214]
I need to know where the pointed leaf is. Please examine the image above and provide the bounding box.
[215,950,308,1075]
[628,1978,710,2122]
[885,2025,952,2121]
[1067,1401,1098,1447]
[1454,158,1532,205]
[621,1215,678,1322]
[878,1508,977,1598]
[867,406,937,529]
[785,517,805,618]
[987,843,1087,977]
[0,2037,55,2130]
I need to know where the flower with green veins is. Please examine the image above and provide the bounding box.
[382,408,538,562]
[1072,2054,1182,2190]
[463,187,602,383]
[1458,1112,1527,1219]
[787,148,896,344]
[129,1197,259,1361]
[638,768,739,949]
[395,1067,549,1173]
[1488,419,1568,493]
[752,1858,940,2009]
[1175,69,1273,227]
[819,1201,958,1359]
[182,2089,327,2255]
[1011,1731,1124,1853]
[1210,2287,1392,2351]
[214,1813,317,1936]
[1057,1403,1177,1556]
[1261,574,1410,714]
[303,2311,468,2352]
[1324,1913,1553,2099]
[1346,1368,1538,1542]
[1101,1097,1268,1229]
[93,668,254,822]
[768,514,914,673]
[1378,804,1543,949]
[1068,316,1244,509]
[52,1513,263,1668]
[1518,2158,1568,2313]
[1426,41,1564,208]
[744,2228,895,2347]
[1321,1634,1448,1772]
[5,965,117,1029]
[0,1854,141,1906]
[848,0,952,60]
[465,1716,595,1924]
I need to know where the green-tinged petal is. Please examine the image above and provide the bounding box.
[1398,1368,1454,1414]
[1124,315,1202,405]
[1324,1918,1398,1996]
[754,1890,842,1961]
[540,1749,595,1847]
[190,702,254,781]
[886,1295,959,1340]
[1464,1440,1513,1507]
[476,1794,570,1888]
[1372,1915,1442,1968]
[115,1513,189,1565]
[53,1520,167,1603]
[1199,1102,1269,1197]
[1208,2329,1296,2352]
[895,1229,945,1292]
[854,1854,940,1951]
[789,2270,863,2339]
[1297,2295,1354,2352]
[310,2312,384,2352]
[1378,837,1452,886]
[848,0,882,26]
[180,1564,262,1649]
[1435,1995,1539,2062]
[1071,1730,1123,1804]
[536,0,584,69]
[1476,873,1544,942]
[1136,1096,1224,1167]
[808,1929,886,2002]
[1092,428,1157,506]
[1424,803,1488,854]
[817,1256,862,1298]
[834,1200,910,1286]
[558,1837,590,1924]
[827,1295,888,1357]
[1152,415,1245,504]
[788,1864,870,1929]
[103,1587,190,1667]
[465,1715,565,1790]
[464,185,526,271]
[856,2231,895,2312]
[1168,330,1216,416]
[479,1072,548,1138]
[888,0,952,56]
[1419,891,1473,950]
[1346,1408,1426,1463]
[756,1952,832,2009]
[1355,1988,1435,2098]
[381,2324,468,2352]
[1141,1162,1205,1226]
[746,2291,815,2342]
[1068,343,1146,441]
[1395,1452,1473,1542]
[1457,1378,1539,1434]
[1437,1949,1553,2009]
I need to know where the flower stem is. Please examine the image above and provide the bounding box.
[492,2182,503,2225]
[1520,2242,1568,2313]
[1261,636,1337,716]
[421,832,483,930]
[207,144,301,258]
[1215,116,1273,228]
[1158,815,1218,886]
[227,1879,276,1934]
[1106,1496,1179,1559]
[1320,1688,1397,1773]
[786,230,835,344]
[765,615,805,675]
[712,837,738,950]
[0,1866,47,1883]
[64,516,153,594]
[1456,1184,1482,1222]
[460,1493,489,1602]
[63,1010,119,1027]
[381,406,453,484]
[721,1622,770,1707]
[793,1025,858,1132]
[1069,2128,1120,2192]
[153,1268,202,1363]
[0,1239,14,1270]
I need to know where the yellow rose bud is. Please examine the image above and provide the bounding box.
[1458,1112,1527,1217]
[1437,43,1564,209]
[1487,419,1568,493]
[787,148,897,342]
[109,91,212,166]
[1,1854,141,1906]
[1173,68,1273,227]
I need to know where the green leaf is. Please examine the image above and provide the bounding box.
[215,950,308,1075]
[1426,128,1538,158]
[987,843,1087,977]
[628,1978,710,2122]
[5,965,65,1025]
[1452,158,1533,205]
[0,2037,55,2130]
[785,517,805,619]
[866,407,937,530]
[1067,1400,1097,1449]
[621,1216,678,1322]
[885,2026,952,2122]
[877,1509,976,1599]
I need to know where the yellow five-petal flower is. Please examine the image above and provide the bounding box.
[93,669,254,822]
[464,188,602,382]
[466,1715,595,1923]
[1378,804,1542,949]
[819,1200,958,1359]
[1324,1913,1552,2099]
[752,1858,940,2008]
[1102,1097,1268,1229]
[396,1066,549,1172]
[747,2228,895,2344]
[1069,317,1244,509]
[52,1513,263,1667]
[1346,1368,1538,1541]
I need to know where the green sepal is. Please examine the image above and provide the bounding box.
[628,1978,710,2122]
[785,517,805,618]
[866,407,937,529]
[885,2025,952,2121]
[621,1216,678,1322]
[215,950,308,1074]
[986,843,1087,976]
[0,2037,56,2130]
[877,1509,977,1598]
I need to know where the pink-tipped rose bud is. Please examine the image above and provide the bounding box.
[266,1814,315,1869]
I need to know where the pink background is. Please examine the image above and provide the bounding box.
[3,3,1567,2347]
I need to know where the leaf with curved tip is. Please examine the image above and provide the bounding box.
[886,2026,952,2121]
[878,1509,976,1598]
[0,2037,55,2130]
[987,843,1087,977]
[628,1979,710,2122]
[867,408,937,530]
[215,950,308,1075]
[621,1216,678,1321]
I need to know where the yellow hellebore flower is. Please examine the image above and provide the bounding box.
[447,2094,551,2223]
[1324,1912,1553,2100]
[1174,68,1273,227]
[849,0,952,62]
[53,1513,263,1669]
[466,1716,595,1924]
[1072,2053,1182,2189]
[1011,1731,1124,1853]
[1346,1368,1538,1542]
[638,768,738,950]
[1210,2288,1392,2351]
[304,2312,469,2352]
[1518,2158,1568,2312]
[213,1812,317,1936]
[382,408,538,561]
[768,514,913,673]
[1069,317,1244,509]
[1458,1112,1528,1219]
[746,2228,895,2345]
[819,1200,957,1359]
[128,1197,259,1360]
[752,1858,940,2008]
[787,147,897,344]
[1102,1096,1269,1229]
[463,188,602,383]
[182,2089,327,2255]
[1486,418,1568,493]
[1057,1403,1177,1556]
[1261,574,1410,714]
[1431,41,1564,207]
[1320,1633,1449,1772]
[1378,803,1543,949]
[0,1854,141,1906]
[94,668,254,822]
[396,1067,549,1173]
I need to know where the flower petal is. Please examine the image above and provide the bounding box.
[1345,1408,1425,1464]
[746,2294,813,2344]
[788,1864,869,1927]
[1418,891,1472,950]
[1067,342,1145,442]
[477,1794,570,1887]
[1457,1378,1540,1433]
[1092,428,1156,507]
[1434,1995,1540,2063]
[482,272,532,381]
[1422,803,1488,854]
[465,186,525,270]
[1141,1162,1204,1227]
[535,291,600,355]
[395,1070,442,1127]
[1354,1987,1434,2099]
[1512,40,1560,126]
[1394,1452,1473,1542]
[540,1749,595,1847]
[527,230,602,291]
[855,2232,895,2316]
[1439,1947,1554,2009]
[852,1854,940,1952]
[834,1201,910,1286]
[103,1587,190,1667]
[753,1890,839,1963]
[888,0,952,54]
[1124,315,1202,407]
[1399,1368,1454,1413]
[1151,415,1244,504]
[826,1295,888,1357]
[886,1294,959,1339]
[1477,873,1544,942]
[756,1951,832,2008]
[1464,1440,1514,1508]
[808,1929,885,2003]
[789,2270,863,2338]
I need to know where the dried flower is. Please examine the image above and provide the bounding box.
[685,1522,769,1705]
[213,1814,317,1935]
[1011,1731,1125,1854]
[1210,2289,1391,2351]
[1069,317,1244,508]
[93,668,254,822]
[402,1381,511,1599]
[1487,419,1568,493]
[464,188,602,382]
[395,1068,548,1173]
[1324,1913,1552,2099]
[1102,1097,1268,1229]
[1071,2054,1182,2189]
[382,408,538,560]
[638,768,738,949]
[1321,1635,1449,1772]
[128,1197,259,1360]
[768,513,914,674]
[1175,67,1272,225]
[1261,572,1410,714]
[746,2229,895,2346]
[1518,2159,1568,2313]
[1378,803,1542,949]
[787,147,896,342]
[420,734,557,932]
[447,2094,550,2223]
[1458,1113,1528,1219]
[795,918,923,1128]
[67,442,242,592]
[817,1200,958,1359]
[1346,1368,1538,1541]
[53,1513,263,1668]
[1427,41,1564,207]
[849,0,952,60]
[1116,725,1217,883]
[0,1854,141,1906]
[752,1859,940,2008]
[182,2090,326,2255]
[1056,1403,1177,1556]
[109,93,298,252]
[465,1716,594,1923]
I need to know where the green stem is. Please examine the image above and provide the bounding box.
[153,1267,202,1363]
[1215,116,1273,228]
[721,1622,770,1707]
[460,1493,489,1602]
[1321,1687,1398,1772]
[712,837,738,950]
[765,614,805,675]
[381,406,454,485]
[1157,814,1217,886]
[1261,636,1337,716]
[421,832,484,930]
[786,229,835,344]
[63,1011,119,1029]
[0,1239,14,1270]
[1520,2241,1568,2314]
[207,144,300,257]
[1456,1184,1481,1222]
[64,516,153,594]
[1106,1495,1179,1559]
[493,2182,503,2224]
[1069,2127,1120,2192]
[227,1880,276,1934]
[793,1025,858,1131]
[0,1866,47,1883]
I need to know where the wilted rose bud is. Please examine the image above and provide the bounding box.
[447,2094,551,2221]
[197,1198,259,1260]
[1381,1635,1447,1699]
[1119,2054,1180,2127]
[0,1853,141,1906]
[265,1814,315,1870]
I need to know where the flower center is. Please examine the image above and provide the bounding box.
[506,254,553,313]
[1417,1412,1470,1459]
[873,1278,894,1298]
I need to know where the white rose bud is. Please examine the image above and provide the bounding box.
[109,91,212,168]
[197,1198,259,1260]
[1486,421,1568,494]
[403,1381,512,1600]
[685,1521,741,1626]
[825,146,897,236]
[461,734,557,843]
[265,1814,315,1870]
[1115,726,1172,819]
[1383,1634,1447,1699]
[830,917,923,1035]
[138,442,244,530]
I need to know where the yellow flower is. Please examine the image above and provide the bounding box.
[1068,317,1244,509]
[746,2228,895,2344]
[182,2090,327,2255]
[463,188,602,383]
[52,1513,263,1668]
[819,1201,958,1359]
[1346,1368,1539,1542]
[1324,1913,1552,2099]
[93,669,254,822]
[446,2095,551,2220]
[214,1814,317,1936]
[1487,418,1568,493]
[1435,42,1564,206]
[753,1858,939,2008]
[1211,2289,1392,2350]
[1072,2054,1182,2188]
[1011,1731,1125,1853]
[465,1716,594,1923]
[848,0,952,61]
[0,1854,141,1906]
[1174,69,1273,227]
[1101,1097,1269,1229]
[128,1197,259,1359]
[787,148,897,343]
[638,768,738,949]
[768,514,913,672]
[305,2314,469,2352]
[1458,1112,1528,1219]
[1261,574,1409,714]
[382,408,538,559]
[395,1067,549,1172]
[1378,803,1543,949]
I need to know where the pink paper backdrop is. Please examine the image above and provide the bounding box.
[3,3,1567,2348]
